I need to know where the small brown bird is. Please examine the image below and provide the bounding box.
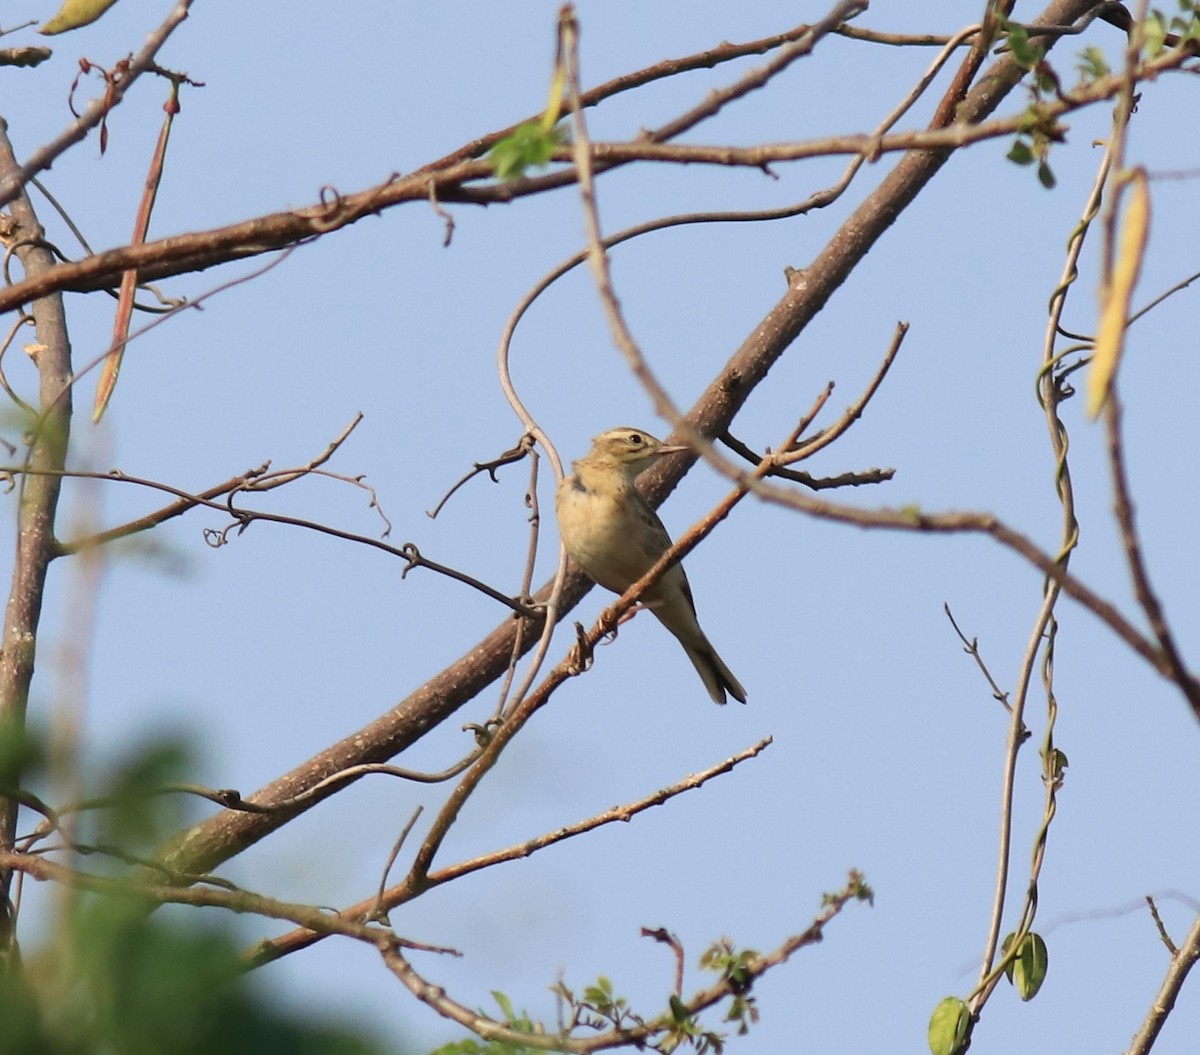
[556,427,746,705]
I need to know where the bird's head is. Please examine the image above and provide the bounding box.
[584,427,689,481]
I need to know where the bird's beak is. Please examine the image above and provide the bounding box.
[656,444,690,456]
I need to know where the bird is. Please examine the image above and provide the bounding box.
[556,426,746,705]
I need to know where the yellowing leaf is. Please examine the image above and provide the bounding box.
[541,61,565,133]
[40,0,121,34]
[1089,170,1150,418]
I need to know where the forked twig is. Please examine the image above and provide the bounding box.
[244,736,773,969]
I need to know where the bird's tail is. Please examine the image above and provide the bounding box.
[684,641,747,706]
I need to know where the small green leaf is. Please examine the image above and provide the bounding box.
[1011,933,1049,1000]
[1007,140,1035,165]
[850,874,876,905]
[488,121,563,181]
[1077,47,1110,80]
[1144,12,1168,56]
[1037,160,1057,189]
[490,990,516,1022]
[928,996,970,1055]
[1002,931,1016,958]
[1044,747,1069,781]
[1005,23,1041,68]
[668,995,690,1025]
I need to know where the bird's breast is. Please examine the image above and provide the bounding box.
[557,481,659,594]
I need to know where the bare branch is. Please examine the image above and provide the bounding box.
[1103,391,1197,710]
[426,434,535,519]
[641,927,686,997]
[0,1,195,210]
[367,807,424,925]
[1146,896,1179,956]
[1125,911,1200,1055]
[943,604,1015,716]
[0,849,460,957]
[0,121,73,962]
[246,736,771,968]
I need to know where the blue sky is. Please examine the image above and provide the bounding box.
[3,2,1199,1052]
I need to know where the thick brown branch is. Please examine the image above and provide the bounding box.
[2,16,1185,316]
[0,2,854,314]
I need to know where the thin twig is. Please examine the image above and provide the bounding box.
[426,434,535,519]
[1103,392,1195,704]
[0,1,195,210]
[1145,896,1178,956]
[1125,912,1200,1055]
[377,869,867,1053]
[367,807,424,924]
[641,927,686,997]
[10,460,538,618]
[244,737,772,968]
[943,604,1014,715]
[495,445,547,717]
[719,432,893,489]
[0,849,459,956]
[56,414,365,555]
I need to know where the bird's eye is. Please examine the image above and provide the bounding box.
[628,433,643,446]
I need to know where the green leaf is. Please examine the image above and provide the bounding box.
[928,996,970,1055]
[490,990,517,1022]
[1077,47,1110,80]
[1007,140,1035,166]
[488,121,563,181]
[1144,12,1168,56]
[1037,160,1057,189]
[1011,933,1049,1000]
[1044,747,1069,781]
[1005,22,1041,68]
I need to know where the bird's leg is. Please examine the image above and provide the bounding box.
[565,620,594,676]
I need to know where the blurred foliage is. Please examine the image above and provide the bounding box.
[488,122,564,181]
[1,898,393,1055]
[0,731,402,1055]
